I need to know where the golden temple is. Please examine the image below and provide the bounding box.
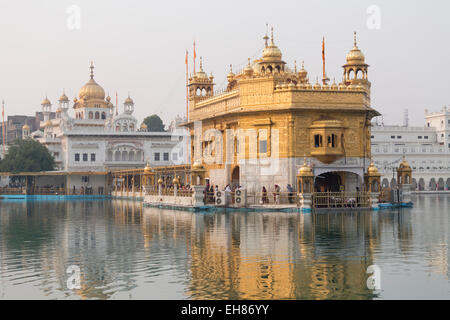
[183,29,380,193]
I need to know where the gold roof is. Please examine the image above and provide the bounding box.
[44,120,52,127]
[41,97,51,105]
[58,92,69,102]
[22,124,30,130]
[367,162,381,175]
[140,123,148,129]
[346,32,365,65]
[124,96,134,105]
[262,28,282,61]
[194,57,209,80]
[298,158,314,176]
[78,62,105,100]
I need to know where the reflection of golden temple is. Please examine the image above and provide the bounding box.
[138,205,377,299]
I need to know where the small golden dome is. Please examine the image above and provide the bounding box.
[144,162,152,174]
[346,32,365,65]
[55,107,62,113]
[298,61,307,78]
[22,124,30,130]
[58,93,69,102]
[124,96,134,105]
[41,97,51,105]
[44,120,52,127]
[368,162,380,175]
[331,80,338,90]
[399,156,411,169]
[244,58,253,77]
[172,177,180,185]
[140,123,148,129]
[298,158,314,176]
[157,177,163,184]
[192,161,203,170]
[313,79,321,90]
[262,27,282,61]
[106,95,111,102]
[227,64,235,81]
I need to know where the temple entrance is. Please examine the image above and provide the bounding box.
[231,166,240,188]
[314,172,342,192]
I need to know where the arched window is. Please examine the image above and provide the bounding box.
[95,112,100,119]
[107,150,113,161]
[129,151,135,161]
[122,151,128,161]
[101,112,106,119]
[114,151,121,161]
[275,65,281,73]
[129,124,134,132]
[89,112,93,119]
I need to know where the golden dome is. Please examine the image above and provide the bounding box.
[367,162,380,175]
[78,62,105,100]
[44,120,52,127]
[106,95,111,102]
[140,123,148,129]
[244,58,254,77]
[172,177,180,185]
[157,177,163,184]
[79,78,105,100]
[399,156,411,170]
[58,93,69,102]
[192,161,203,170]
[298,158,314,176]
[298,62,308,79]
[22,124,30,130]
[346,32,365,65]
[55,107,62,113]
[262,27,282,61]
[144,162,152,174]
[194,57,209,80]
[41,97,51,105]
[124,96,134,105]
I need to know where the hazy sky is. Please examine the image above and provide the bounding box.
[1,0,449,127]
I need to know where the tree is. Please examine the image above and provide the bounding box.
[0,139,55,173]
[143,114,166,132]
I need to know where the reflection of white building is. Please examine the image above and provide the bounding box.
[371,107,450,190]
[28,63,187,172]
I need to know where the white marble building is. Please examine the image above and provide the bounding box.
[371,107,450,190]
[28,63,187,174]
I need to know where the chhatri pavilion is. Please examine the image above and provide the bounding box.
[183,29,380,193]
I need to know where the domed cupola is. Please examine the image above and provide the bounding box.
[78,62,106,101]
[343,32,370,85]
[262,27,283,61]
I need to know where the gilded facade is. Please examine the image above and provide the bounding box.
[183,30,380,193]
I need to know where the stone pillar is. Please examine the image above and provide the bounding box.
[369,192,380,210]
[399,184,412,205]
[299,193,312,212]
[192,185,205,207]
[158,178,163,196]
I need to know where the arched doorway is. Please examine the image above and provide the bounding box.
[438,178,445,191]
[429,178,437,191]
[418,178,425,191]
[231,166,240,188]
[314,172,342,192]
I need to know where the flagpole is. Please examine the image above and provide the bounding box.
[185,49,190,166]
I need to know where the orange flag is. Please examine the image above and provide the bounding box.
[185,50,188,65]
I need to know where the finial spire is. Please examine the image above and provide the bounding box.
[248,57,251,66]
[302,60,305,69]
[90,61,95,79]
[230,64,233,73]
[263,23,269,47]
[294,60,297,73]
[353,31,357,47]
[199,56,203,71]
[271,27,274,44]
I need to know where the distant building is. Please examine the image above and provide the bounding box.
[371,107,450,190]
[0,115,37,143]
[28,62,187,173]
